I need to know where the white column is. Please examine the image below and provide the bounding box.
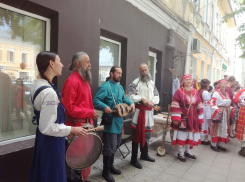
[184,35,193,74]
[211,50,216,84]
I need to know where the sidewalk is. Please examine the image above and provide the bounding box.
[88,134,245,182]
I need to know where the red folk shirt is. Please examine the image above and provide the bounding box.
[62,71,94,125]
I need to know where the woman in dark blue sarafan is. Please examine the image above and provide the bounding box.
[30,51,87,182]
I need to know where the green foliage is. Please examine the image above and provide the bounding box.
[0,8,44,48]
[222,0,245,58]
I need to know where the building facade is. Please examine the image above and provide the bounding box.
[156,0,235,83]
[0,0,235,181]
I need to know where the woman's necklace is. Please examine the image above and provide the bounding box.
[182,87,192,110]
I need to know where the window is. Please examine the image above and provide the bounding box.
[148,51,157,83]
[7,50,15,62]
[99,37,121,86]
[0,5,50,143]
[21,53,27,63]
[98,36,121,124]
[19,72,29,80]
[204,0,209,23]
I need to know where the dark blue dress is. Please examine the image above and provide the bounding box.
[30,86,66,182]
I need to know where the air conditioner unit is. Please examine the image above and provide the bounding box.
[191,39,201,54]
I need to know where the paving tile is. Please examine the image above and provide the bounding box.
[178,179,190,182]
[88,138,245,182]
[227,177,245,182]
[191,162,210,173]
[203,178,219,182]
[208,166,229,176]
[205,171,227,182]
[164,167,185,178]
[153,172,180,182]
[211,161,230,170]
[182,167,206,182]
[195,156,214,165]
[170,161,190,172]
[182,171,205,182]
[228,170,245,181]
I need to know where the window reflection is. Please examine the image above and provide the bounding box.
[0,7,46,141]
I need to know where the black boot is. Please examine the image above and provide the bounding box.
[110,154,121,175]
[140,142,155,162]
[102,155,115,182]
[130,142,142,169]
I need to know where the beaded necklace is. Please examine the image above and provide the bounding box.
[182,87,192,111]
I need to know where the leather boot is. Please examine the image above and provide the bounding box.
[130,142,142,169]
[140,142,155,162]
[110,154,121,175]
[102,155,115,182]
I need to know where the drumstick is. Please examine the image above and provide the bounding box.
[87,125,104,132]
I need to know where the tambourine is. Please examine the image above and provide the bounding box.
[65,126,104,170]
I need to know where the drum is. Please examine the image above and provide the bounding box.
[66,132,103,170]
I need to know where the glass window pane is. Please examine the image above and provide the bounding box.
[98,38,120,123]
[0,7,46,142]
[148,56,154,78]
[99,38,120,86]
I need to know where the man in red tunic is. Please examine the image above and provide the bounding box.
[62,52,99,182]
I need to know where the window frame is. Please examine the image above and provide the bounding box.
[0,3,51,145]
[21,52,28,64]
[6,49,15,63]
[148,51,157,83]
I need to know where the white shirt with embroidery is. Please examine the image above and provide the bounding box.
[239,92,245,106]
[127,78,160,130]
[202,90,212,120]
[31,79,71,137]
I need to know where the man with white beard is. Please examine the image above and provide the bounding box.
[127,63,160,169]
[62,52,99,182]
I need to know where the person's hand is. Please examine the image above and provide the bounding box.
[218,110,223,114]
[104,106,112,113]
[148,101,154,107]
[93,110,99,120]
[70,127,87,138]
[172,121,179,125]
[130,103,135,113]
[141,98,148,106]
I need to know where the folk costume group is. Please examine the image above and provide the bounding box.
[29,51,245,182]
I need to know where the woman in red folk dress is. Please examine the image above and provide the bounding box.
[171,74,204,162]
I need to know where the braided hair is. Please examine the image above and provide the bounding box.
[36,51,57,84]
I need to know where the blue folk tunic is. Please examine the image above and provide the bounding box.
[93,79,133,134]
[30,86,66,182]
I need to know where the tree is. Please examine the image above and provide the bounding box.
[0,8,44,48]
[222,0,245,58]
